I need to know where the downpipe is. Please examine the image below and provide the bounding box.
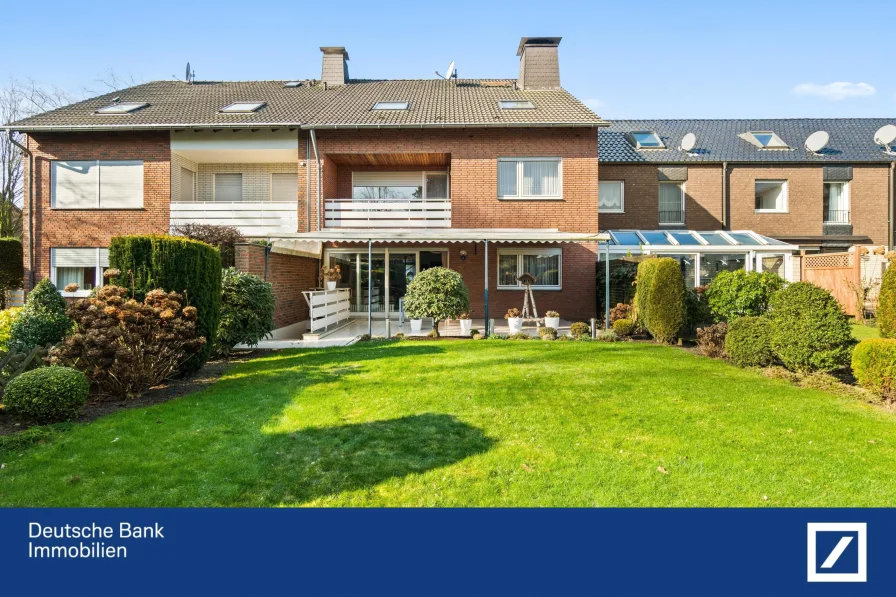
[8,133,34,290]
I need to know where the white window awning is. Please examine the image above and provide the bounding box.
[264,228,610,244]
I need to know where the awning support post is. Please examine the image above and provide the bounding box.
[604,241,611,329]
[484,239,489,337]
[368,239,373,337]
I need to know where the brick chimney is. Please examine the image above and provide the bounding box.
[517,37,562,90]
[320,47,349,86]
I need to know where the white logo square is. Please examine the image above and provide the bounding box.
[807,522,867,583]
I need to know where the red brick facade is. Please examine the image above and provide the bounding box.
[235,243,319,329]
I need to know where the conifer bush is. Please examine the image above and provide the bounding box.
[7,279,71,351]
[877,265,896,338]
[851,338,896,403]
[639,257,685,344]
[216,268,275,355]
[725,316,775,368]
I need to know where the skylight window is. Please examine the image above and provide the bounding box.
[95,102,148,115]
[629,131,665,149]
[372,101,409,110]
[219,102,266,113]
[499,100,536,109]
[746,131,789,149]
[282,81,302,88]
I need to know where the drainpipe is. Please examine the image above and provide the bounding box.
[604,241,610,328]
[9,134,34,290]
[367,239,373,337]
[721,161,728,229]
[889,161,895,249]
[305,131,311,232]
[309,128,322,231]
[483,239,489,337]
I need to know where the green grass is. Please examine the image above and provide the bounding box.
[1,340,895,507]
[851,322,880,340]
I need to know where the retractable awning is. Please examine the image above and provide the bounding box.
[264,228,610,244]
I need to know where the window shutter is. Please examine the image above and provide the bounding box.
[657,166,688,182]
[215,173,243,202]
[823,166,853,181]
[180,168,195,202]
[52,161,98,208]
[98,248,110,268]
[99,161,143,208]
[52,248,99,268]
[271,173,298,202]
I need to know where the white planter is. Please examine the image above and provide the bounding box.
[326,280,337,290]
[459,319,472,335]
[507,317,523,334]
[545,316,560,329]
[410,319,423,332]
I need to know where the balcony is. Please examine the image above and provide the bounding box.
[325,198,451,228]
[824,210,850,224]
[171,201,298,236]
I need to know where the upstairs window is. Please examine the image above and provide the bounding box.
[498,158,562,200]
[219,102,266,113]
[372,101,409,110]
[823,182,850,223]
[214,173,243,202]
[351,172,448,200]
[755,180,788,212]
[598,181,624,213]
[95,102,148,114]
[629,131,665,149]
[499,100,535,109]
[658,182,684,224]
[51,160,143,209]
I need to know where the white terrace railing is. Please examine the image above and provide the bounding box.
[324,198,451,228]
[170,201,299,237]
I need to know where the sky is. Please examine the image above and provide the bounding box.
[5,0,895,120]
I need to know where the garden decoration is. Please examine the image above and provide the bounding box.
[517,272,540,324]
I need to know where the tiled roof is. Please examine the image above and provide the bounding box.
[4,79,604,131]
[600,119,896,163]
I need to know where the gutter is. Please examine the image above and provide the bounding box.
[309,128,322,232]
[8,134,34,290]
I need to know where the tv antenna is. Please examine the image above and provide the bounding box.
[435,61,457,82]
[185,62,195,84]
[679,132,697,154]
[804,130,830,154]
[873,124,896,155]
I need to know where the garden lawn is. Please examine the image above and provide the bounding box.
[851,322,880,340]
[2,340,895,507]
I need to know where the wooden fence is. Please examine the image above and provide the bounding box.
[800,251,863,316]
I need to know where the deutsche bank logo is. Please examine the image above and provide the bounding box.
[807,523,867,583]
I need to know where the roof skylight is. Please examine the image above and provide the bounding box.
[282,81,302,88]
[219,102,266,113]
[499,100,535,109]
[95,102,148,115]
[372,101,409,110]
[629,131,665,149]
[746,131,789,149]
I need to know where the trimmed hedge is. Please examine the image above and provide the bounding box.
[0,238,24,308]
[3,366,89,423]
[108,235,222,370]
[704,270,785,322]
[612,318,636,337]
[877,265,896,338]
[7,279,71,351]
[216,268,275,355]
[768,282,854,372]
[725,316,775,368]
[852,338,896,402]
[639,257,685,344]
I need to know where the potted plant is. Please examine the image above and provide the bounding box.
[320,265,341,291]
[458,312,472,336]
[544,310,560,329]
[505,307,523,334]
[402,267,470,337]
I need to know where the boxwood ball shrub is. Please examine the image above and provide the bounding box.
[725,316,775,368]
[216,268,275,355]
[7,279,71,352]
[402,267,469,336]
[612,318,636,337]
[538,327,557,340]
[852,338,896,403]
[108,235,222,371]
[877,265,896,338]
[642,257,685,344]
[704,270,785,322]
[3,366,89,423]
[0,238,24,308]
[768,282,854,372]
[569,321,590,339]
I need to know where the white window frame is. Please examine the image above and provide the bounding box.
[754,180,788,213]
[823,181,850,223]
[497,248,562,290]
[95,102,148,114]
[219,102,266,113]
[630,131,665,149]
[497,157,563,201]
[51,160,144,209]
[748,131,789,149]
[350,171,450,200]
[598,180,625,214]
[51,247,108,298]
[372,101,409,110]
[498,100,535,110]
[658,181,685,225]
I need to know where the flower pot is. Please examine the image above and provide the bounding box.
[410,319,423,332]
[545,316,560,329]
[507,317,523,334]
[459,319,472,335]
[326,281,337,291]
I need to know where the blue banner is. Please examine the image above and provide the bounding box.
[0,508,892,597]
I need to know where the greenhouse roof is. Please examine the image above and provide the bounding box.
[605,230,797,250]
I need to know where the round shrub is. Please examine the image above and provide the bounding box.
[3,366,89,423]
[704,270,784,322]
[595,329,619,342]
[725,316,774,368]
[569,321,590,339]
[538,327,557,340]
[877,265,896,338]
[7,279,71,352]
[0,307,22,350]
[0,238,24,309]
[613,318,636,337]
[642,257,685,344]
[768,282,854,372]
[851,339,896,403]
[402,267,469,336]
[216,268,275,355]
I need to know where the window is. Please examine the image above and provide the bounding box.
[51,248,109,297]
[283,81,302,88]
[351,172,448,200]
[180,168,195,203]
[499,100,535,109]
[497,248,561,290]
[271,173,298,202]
[658,182,684,224]
[424,173,449,199]
[746,131,789,149]
[599,181,624,213]
[629,131,665,149]
[497,158,561,200]
[755,180,787,212]
[823,182,849,223]
[699,253,748,286]
[372,101,409,110]
[664,254,698,287]
[215,173,243,202]
[95,102,148,114]
[51,160,143,209]
[219,102,266,113]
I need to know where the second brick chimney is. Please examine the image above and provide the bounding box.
[320,47,349,86]
[517,37,561,90]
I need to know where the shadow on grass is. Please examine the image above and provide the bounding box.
[254,413,494,505]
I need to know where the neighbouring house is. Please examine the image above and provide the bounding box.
[2,37,895,338]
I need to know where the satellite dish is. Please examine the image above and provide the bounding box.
[445,61,456,80]
[804,130,830,154]
[874,124,896,146]
[679,132,697,152]
[185,62,191,82]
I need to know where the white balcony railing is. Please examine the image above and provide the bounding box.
[324,198,451,228]
[170,201,298,237]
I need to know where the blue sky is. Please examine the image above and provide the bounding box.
[6,0,895,119]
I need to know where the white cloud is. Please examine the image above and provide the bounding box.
[583,98,604,112]
[791,82,876,101]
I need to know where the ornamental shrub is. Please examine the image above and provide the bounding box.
[0,238,24,309]
[216,268,275,355]
[685,286,712,332]
[725,316,775,368]
[171,223,244,268]
[851,338,896,403]
[695,322,728,359]
[108,235,222,371]
[3,366,89,423]
[7,279,71,351]
[877,265,896,338]
[48,286,205,399]
[595,329,619,342]
[402,267,469,336]
[642,257,685,344]
[612,318,636,337]
[768,282,854,372]
[538,327,557,340]
[704,270,785,322]
[569,321,590,339]
[0,307,22,350]
[609,302,632,324]
[633,259,659,330]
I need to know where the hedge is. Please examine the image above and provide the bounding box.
[633,258,659,331]
[0,238,24,309]
[704,270,784,322]
[877,265,896,338]
[108,235,222,370]
[725,316,775,368]
[640,257,685,344]
[3,366,89,423]
[852,338,896,402]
